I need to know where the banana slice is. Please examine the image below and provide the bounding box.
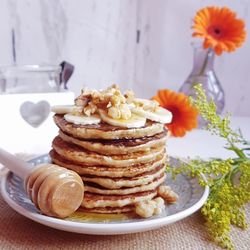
[133,98,159,108]
[64,114,101,125]
[51,105,82,114]
[99,109,146,128]
[131,106,172,124]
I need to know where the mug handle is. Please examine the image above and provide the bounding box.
[59,61,75,89]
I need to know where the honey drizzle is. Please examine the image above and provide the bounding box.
[67,209,135,223]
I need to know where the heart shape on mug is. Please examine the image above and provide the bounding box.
[20,101,50,128]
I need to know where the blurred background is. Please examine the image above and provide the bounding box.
[0,0,250,115]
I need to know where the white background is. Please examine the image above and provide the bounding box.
[0,0,250,116]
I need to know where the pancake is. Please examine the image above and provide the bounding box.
[84,174,166,195]
[81,166,166,189]
[54,114,165,140]
[80,205,134,214]
[59,130,167,155]
[50,150,167,178]
[49,85,174,216]
[52,136,165,167]
[81,190,157,208]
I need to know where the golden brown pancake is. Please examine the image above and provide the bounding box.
[52,136,165,167]
[50,150,167,178]
[81,166,166,189]
[81,190,157,208]
[54,114,165,140]
[84,174,166,195]
[59,130,167,155]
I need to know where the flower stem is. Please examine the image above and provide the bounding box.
[198,48,212,75]
[228,142,247,159]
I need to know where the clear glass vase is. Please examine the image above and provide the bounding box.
[179,44,225,126]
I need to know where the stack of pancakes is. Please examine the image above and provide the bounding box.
[50,115,168,214]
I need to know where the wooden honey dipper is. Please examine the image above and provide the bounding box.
[0,148,84,218]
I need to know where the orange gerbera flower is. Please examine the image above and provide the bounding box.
[192,6,246,55]
[152,89,198,137]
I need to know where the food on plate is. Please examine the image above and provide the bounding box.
[50,84,178,218]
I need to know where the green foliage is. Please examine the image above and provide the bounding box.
[168,84,250,249]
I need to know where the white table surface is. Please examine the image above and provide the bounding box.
[168,116,250,159]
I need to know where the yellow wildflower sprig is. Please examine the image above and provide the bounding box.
[167,84,250,249]
[190,84,243,143]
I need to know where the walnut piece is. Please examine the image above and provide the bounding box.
[124,90,135,104]
[157,185,179,203]
[108,106,121,119]
[152,197,165,215]
[135,200,155,218]
[120,104,131,119]
[74,85,134,119]
[74,95,90,107]
[135,197,166,218]
[108,104,132,120]
[75,88,97,107]
[83,102,97,116]
[110,92,126,107]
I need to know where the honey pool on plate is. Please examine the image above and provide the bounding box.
[67,209,134,223]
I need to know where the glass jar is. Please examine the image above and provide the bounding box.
[0,65,62,94]
[179,44,225,126]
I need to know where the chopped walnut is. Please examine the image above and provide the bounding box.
[90,86,126,109]
[110,94,124,107]
[75,88,98,107]
[74,85,135,120]
[153,197,165,215]
[108,104,132,120]
[124,90,135,104]
[135,200,155,218]
[154,197,165,207]
[108,84,119,90]
[74,95,90,107]
[120,104,131,119]
[83,102,97,116]
[106,101,112,108]
[108,106,121,119]
[135,197,165,218]
[157,185,179,203]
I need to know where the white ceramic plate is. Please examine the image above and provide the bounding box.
[1,155,209,235]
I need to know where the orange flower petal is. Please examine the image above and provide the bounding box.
[152,89,198,137]
[193,6,246,55]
